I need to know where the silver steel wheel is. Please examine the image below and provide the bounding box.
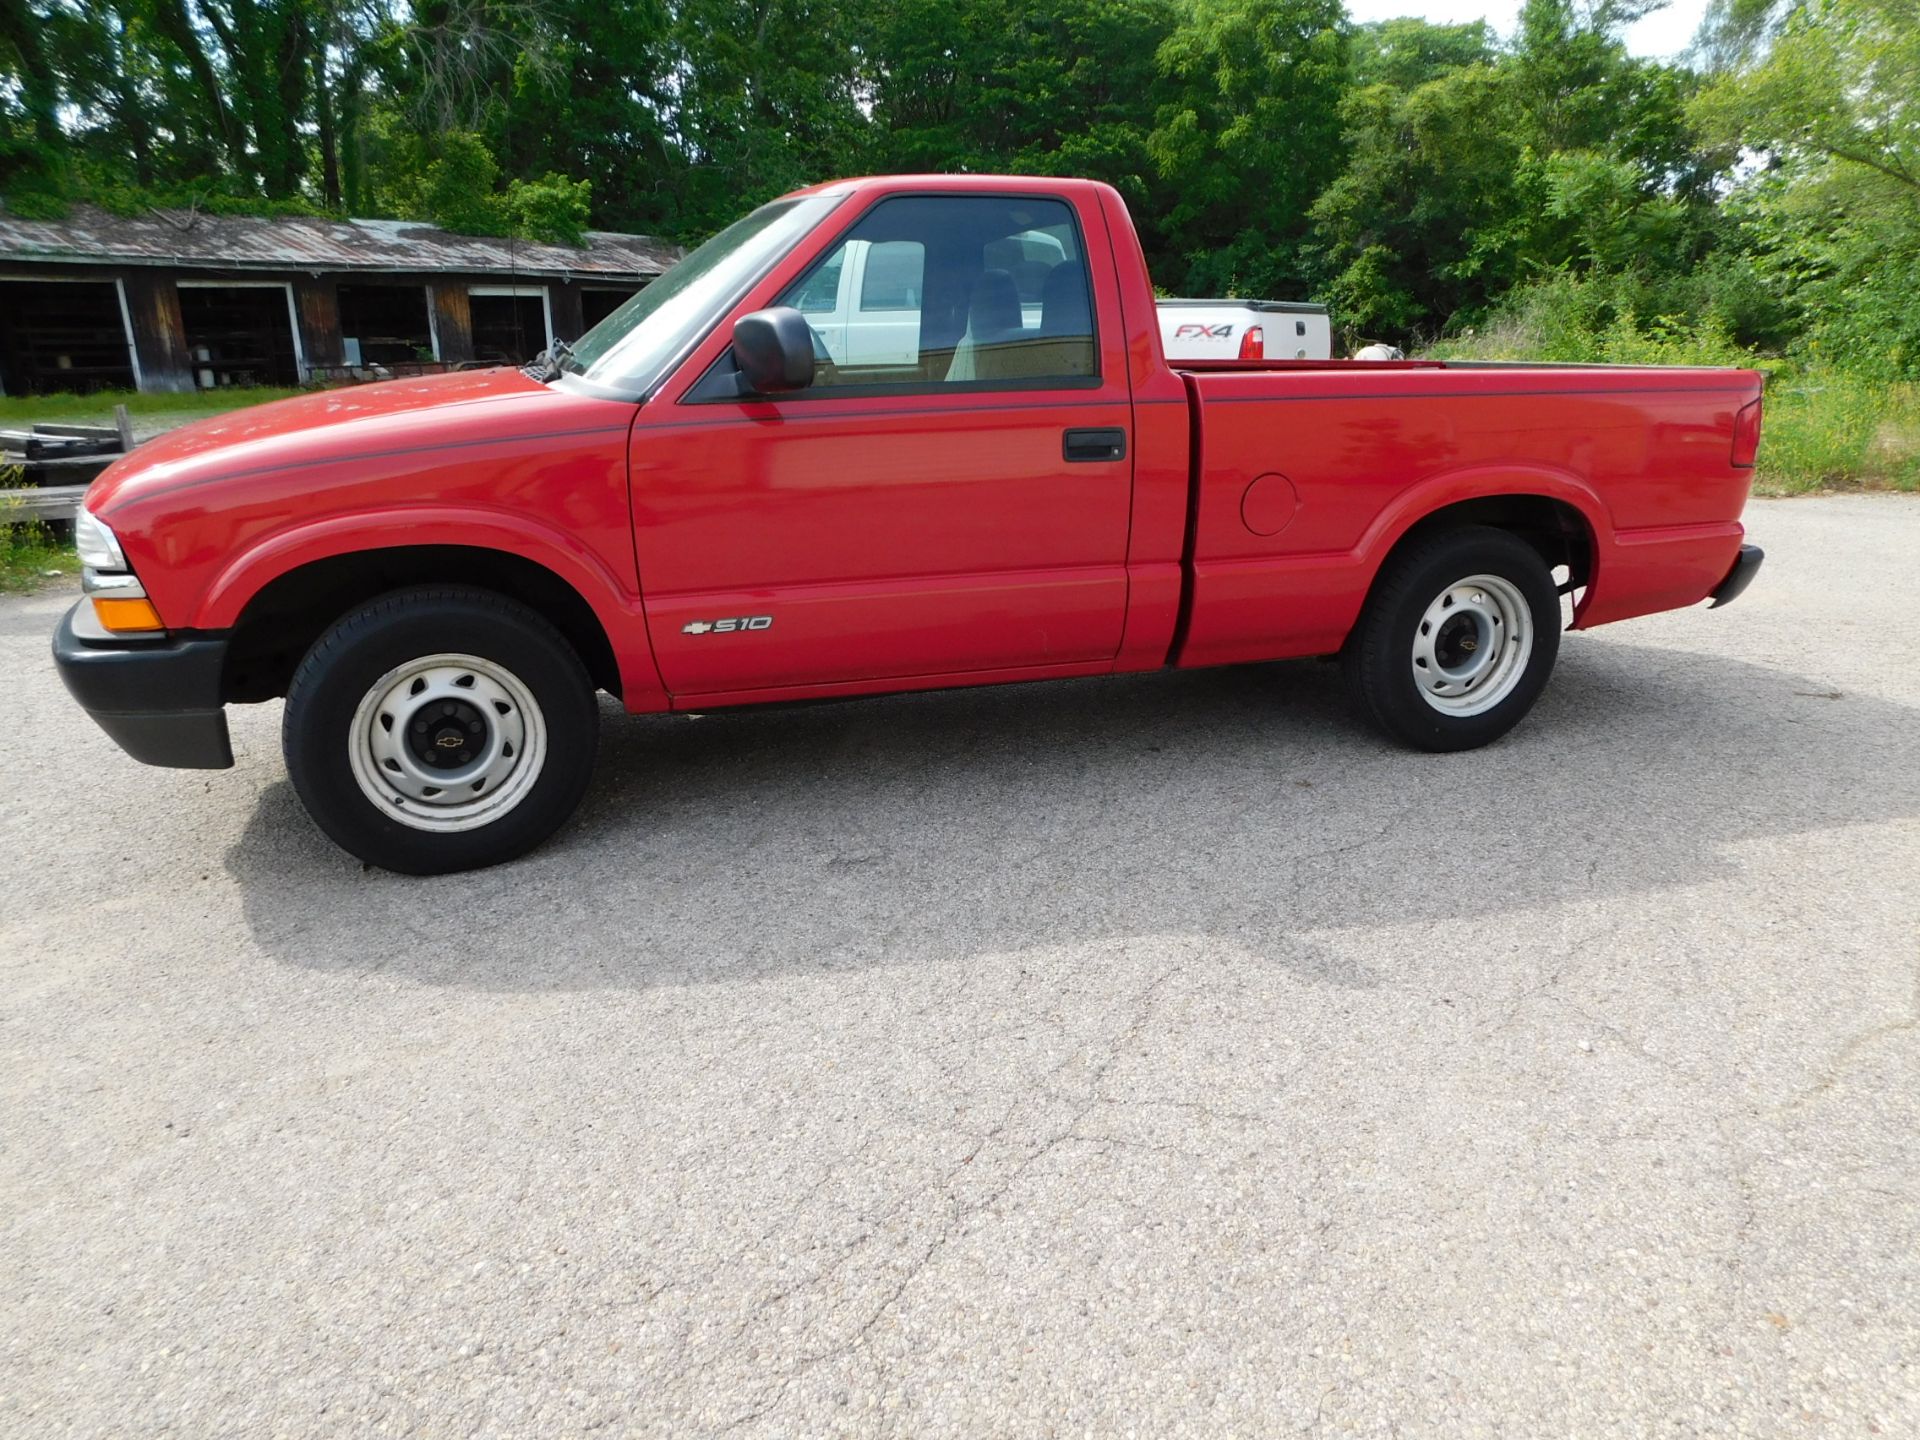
[346,653,548,834]
[1410,572,1534,717]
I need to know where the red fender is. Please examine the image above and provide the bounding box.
[196,505,669,710]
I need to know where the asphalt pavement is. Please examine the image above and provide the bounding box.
[3,494,1916,1436]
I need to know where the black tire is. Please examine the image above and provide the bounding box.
[282,585,598,874]
[1342,525,1561,752]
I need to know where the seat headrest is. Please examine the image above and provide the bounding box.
[1011,260,1054,303]
[967,269,1021,337]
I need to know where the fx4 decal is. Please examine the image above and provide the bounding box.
[1173,323,1235,339]
[682,616,774,635]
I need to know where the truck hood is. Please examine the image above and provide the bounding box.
[90,367,560,518]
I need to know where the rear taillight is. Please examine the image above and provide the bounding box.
[1732,398,1763,467]
[1238,326,1264,360]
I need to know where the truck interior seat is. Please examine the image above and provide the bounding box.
[951,263,1095,382]
[946,269,1023,381]
[1010,259,1054,305]
[1027,261,1095,377]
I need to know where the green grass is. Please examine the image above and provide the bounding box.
[1754,378,1920,495]
[0,520,76,594]
[0,386,301,432]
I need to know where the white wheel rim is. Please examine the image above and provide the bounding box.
[346,653,548,833]
[1410,573,1534,718]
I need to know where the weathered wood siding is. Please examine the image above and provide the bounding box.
[293,277,344,372]
[119,269,196,393]
[430,282,475,364]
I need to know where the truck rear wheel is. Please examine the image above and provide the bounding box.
[283,586,598,874]
[1342,526,1560,752]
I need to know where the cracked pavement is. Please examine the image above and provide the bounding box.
[3,493,1917,1436]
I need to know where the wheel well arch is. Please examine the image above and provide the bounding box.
[1382,494,1595,597]
[221,546,623,704]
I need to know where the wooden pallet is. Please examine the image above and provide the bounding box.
[0,483,88,526]
[0,406,135,529]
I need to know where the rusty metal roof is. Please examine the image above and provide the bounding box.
[0,204,680,280]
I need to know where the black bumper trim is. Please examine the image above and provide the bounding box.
[52,601,234,769]
[1709,543,1764,609]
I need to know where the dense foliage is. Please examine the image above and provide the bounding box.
[2,0,1918,416]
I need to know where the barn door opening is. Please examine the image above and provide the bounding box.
[468,287,549,364]
[581,286,640,330]
[178,283,300,388]
[0,279,135,394]
[337,284,436,368]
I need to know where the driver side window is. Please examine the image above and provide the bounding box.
[774,195,1098,391]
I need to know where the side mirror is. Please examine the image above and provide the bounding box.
[732,307,816,395]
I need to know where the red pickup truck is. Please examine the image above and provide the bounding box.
[55,174,1766,873]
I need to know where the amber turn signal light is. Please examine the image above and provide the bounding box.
[91,596,165,633]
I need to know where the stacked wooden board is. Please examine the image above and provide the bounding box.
[0,408,133,529]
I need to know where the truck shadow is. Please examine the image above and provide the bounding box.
[225,639,1920,992]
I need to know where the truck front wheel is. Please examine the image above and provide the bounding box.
[282,586,598,874]
[1343,526,1561,752]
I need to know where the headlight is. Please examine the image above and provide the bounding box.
[74,509,162,632]
[75,508,128,572]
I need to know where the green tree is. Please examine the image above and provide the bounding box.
[1692,0,1920,373]
[1310,3,1723,345]
[1349,14,1494,89]
[1149,0,1348,297]
[866,0,1173,189]
[654,0,872,232]
[492,0,676,234]
[1309,55,1525,338]
[1693,0,1919,201]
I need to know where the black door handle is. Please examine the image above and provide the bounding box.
[1063,427,1127,463]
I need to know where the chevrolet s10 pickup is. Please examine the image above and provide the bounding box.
[54,174,1767,873]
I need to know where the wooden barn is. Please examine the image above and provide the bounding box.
[0,206,680,395]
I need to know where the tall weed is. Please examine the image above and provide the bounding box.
[0,520,75,593]
[1760,377,1920,494]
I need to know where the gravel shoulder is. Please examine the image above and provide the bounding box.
[2,494,1916,1436]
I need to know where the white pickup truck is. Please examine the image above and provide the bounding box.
[790,235,1335,367]
[1156,298,1333,362]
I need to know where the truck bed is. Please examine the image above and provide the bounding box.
[1173,362,1764,667]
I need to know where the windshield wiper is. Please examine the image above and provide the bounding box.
[527,337,578,382]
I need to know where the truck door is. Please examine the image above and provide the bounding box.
[630,190,1135,700]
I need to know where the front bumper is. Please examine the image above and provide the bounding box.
[52,601,234,768]
[1709,543,1765,609]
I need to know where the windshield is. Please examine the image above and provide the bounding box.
[565,193,844,394]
